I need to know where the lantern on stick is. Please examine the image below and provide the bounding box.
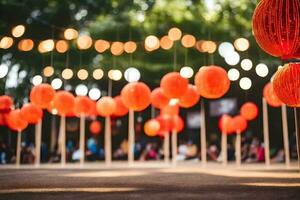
[113,96,128,117]
[263,82,283,108]
[170,115,184,165]
[89,120,102,135]
[232,115,247,166]
[178,84,200,108]
[144,119,160,137]
[160,72,188,99]
[0,95,13,113]
[156,114,172,163]
[150,88,170,109]
[240,102,258,121]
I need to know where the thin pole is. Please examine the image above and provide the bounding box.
[128,110,135,164]
[221,133,227,166]
[281,104,290,166]
[200,100,207,165]
[105,116,112,165]
[50,115,57,153]
[16,131,21,167]
[164,132,170,163]
[294,108,300,171]
[60,115,66,166]
[235,132,241,167]
[262,98,270,166]
[79,115,85,165]
[35,120,42,167]
[172,129,177,165]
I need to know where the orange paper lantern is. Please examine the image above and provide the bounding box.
[113,96,129,117]
[171,115,184,132]
[232,115,248,133]
[74,96,92,116]
[273,63,300,107]
[6,109,28,132]
[156,115,172,133]
[144,119,160,137]
[150,88,170,109]
[263,82,283,107]
[194,65,230,99]
[240,102,258,121]
[161,104,179,117]
[20,103,43,124]
[88,100,98,118]
[0,113,7,126]
[53,91,75,116]
[89,120,102,135]
[218,114,235,134]
[179,84,200,108]
[96,96,116,117]
[0,95,13,113]
[121,82,151,111]
[160,72,188,99]
[30,83,55,109]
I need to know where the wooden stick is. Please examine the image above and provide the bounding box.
[281,104,290,166]
[171,129,177,165]
[105,116,112,165]
[164,132,170,163]
[128,110,135,164]
[200,100,207,165]
[79,115,85,165]
[35,120,42,167]
[60,115,66,166]
[16,131,21,167]
[235,131,241,167]
[262,98,270,166]
[50,115,57,153]
[221,133,227,166]
[294,108,300,171]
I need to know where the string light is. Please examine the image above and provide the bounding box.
[145,35,159,49]
[62,68,74,80]
[0,36,14,49]
[124,67,141,82]
[77,69,89,80]
[32,75,43,86]
[12,25,25,38]
[255,63,269,77]
[160,36,173,50]
[64,28,78,40]
[94,40,110,53]
[241,59,253,71]
[92,69,104,80]
[43,66,54,77]
[239,77,252,90]
[168,27,182,41]
[108,69,122,81]
[180,66,194,78]
[18,39,34,51]
[75,84,88,96]
[227,68,240,81]
[77,35,92,50]
[56,40,69,53]
[234,38,250,51]
[0,64,9,78]
[88,88,101,100]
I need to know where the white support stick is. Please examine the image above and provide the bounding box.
[164,132,170,163]
[221,133,227,166]
[171,129,177,165]
[262,98,270,166]
[79,115,85,165]
[35,120,42,167]
[60,115,66,166]
[281,104,290,166]
[200,100,207,165]
[128,110,135,164]
[16,131,21,167]
[105,116,112,166]
[235,132,241,167]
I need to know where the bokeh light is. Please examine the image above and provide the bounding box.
[18,39,34,51]
[12,25,25,38]
[77,35,92,50]
[160,36,173,50]
[180,66,194,78]
[108,69,122,81]
[89,88,101,100]
[94,39,110,53]
[110,42,124,56]
[124,67,141,82]
[32,75,43,86]
[43,66,54,77]
[0,36,14,49]
[93,69,104,80]
[64,28,78,40]
[56,40,69,53]
[241,59,253,71]
[0,64,9,78]
[145,35,159,49]
[255,63,269,77]
[77,69,89,80]
[227,68,240,81]
[181,34,196,48]
[225,51,240,66]
[124,41,137,53]
[75,84,88,96]
[239,77,252,90]
[62,68,74,80]
[51,78,63,90]
[218,42,234,57]
[234,38,250,51]
[168,27,182,41]
[38,39,55,53]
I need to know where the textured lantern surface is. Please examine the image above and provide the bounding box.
[30,83,55,109]
[121,82,151,111]
[273,63,300,107]
[171,115,184,132]
[156,115,172,133]
[240,102,258,120]
[6,109,28,131]
[96,96,116,117]
[263,82,283,107]
[160,72,188,99]
[144,119,160,137]
[252,0,300,59]
[218,114,235,134]
[161,104,179,117]
[0,95,13,113]
[20,103,43,124]
[88,100,98,117]
[150,88,170,109]
[179,84,200,108]
[113,96,129,117]
[232,115,248,133]
[53,91,75,116]
[89,120,102,135]
[194,66,230,99]
[74,96,92,116]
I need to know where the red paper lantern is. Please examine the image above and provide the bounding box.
[6,109,28,132]
[20,103,43,124]
[74,96,92,116]
[179,84,200,108]
[263,82,283,107]
[218,114,234,134]
[89,120,102,135]
[0,113,8,126]
[53,91,75,116]
[150,87,170,109]
[232,115,248,133]
[156,115,172,133]
[113,96,129,117]
[30,83,55,109]
[0,95,13,113]
[160,72,188,99]
[194,65,230,99]
[121,82,151,111]
[171,115,184,132]
[240,102,258,120]
[252,0,300,59]
[144,119,160,137]
[273,63,300,107]
[96,96,116,117]
[161,104,179,117]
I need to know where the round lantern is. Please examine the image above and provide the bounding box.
[30,83,55,109]
[194,66,230,99]
[161,104,179,117]
[121,82,151,111]
[218,114,234,134]
[96,96,116,117]
[144,119,160,137]
[232,115,248,133]
[89,120,102,135]
[156,115,172,133]
[240,102,258,120]
[150,88,170,109]
[113,96,129,117]
[263,82,283,107]
[171,115,184,132]
[273,63,300,107]
[0,95,13,113]
[52,91,75,116]
[179,84,200,108]
[20,103,43,124]
[6,109,28,132]
[252,0,300,59]
[160,72,188,99]
[74,96,92,116]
